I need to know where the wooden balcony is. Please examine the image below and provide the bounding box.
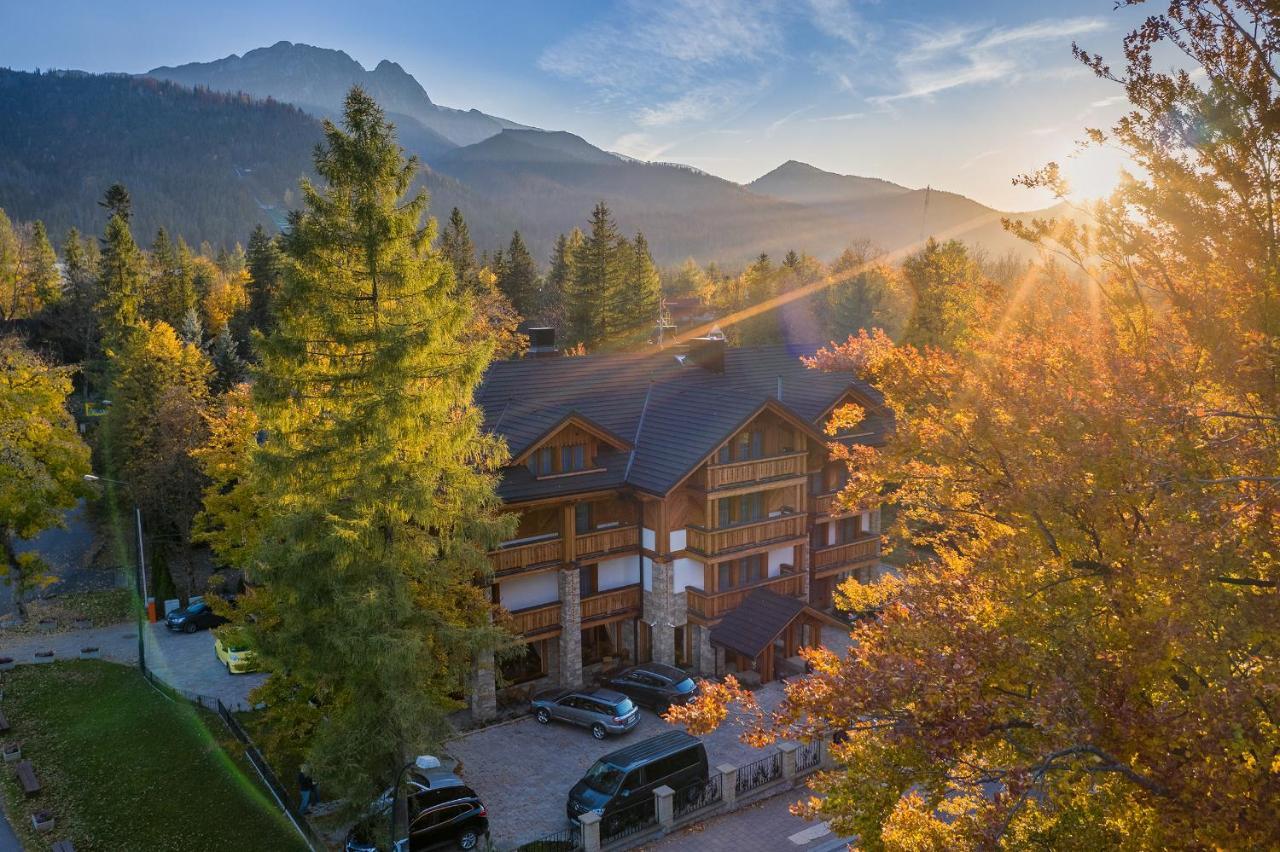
[705,452,807,490]
[505,601,560,637]
[812,536,881,576]
[489,535,562,576]
[686,513,807,557]
[576,525,640,560]
[581,584,642,623]
[812,492,858,518]
[685,568,805,621]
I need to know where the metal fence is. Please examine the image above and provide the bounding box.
[796,739,823,773]
[600,795,658,846]
[673,773,724,820]
[734,752,782,797]
[512,823,583,851]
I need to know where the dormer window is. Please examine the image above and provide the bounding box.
[717,429,763,464]
[528,447,554,476]
[561,444,587,473]
[515,414,629,479]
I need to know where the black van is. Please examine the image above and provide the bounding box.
[566,730,708,823]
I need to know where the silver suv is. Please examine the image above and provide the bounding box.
[531,687,640,739]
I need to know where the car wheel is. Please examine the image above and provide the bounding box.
[656,701,670,715]
[535,707,551,724]
[183,622,198,634]
[591,723,607,740]
[456,829,479,850]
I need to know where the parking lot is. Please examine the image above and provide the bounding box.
[447,676,792,848]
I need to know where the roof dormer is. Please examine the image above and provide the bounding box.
[512,413,632,480]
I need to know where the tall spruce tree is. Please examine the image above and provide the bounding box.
[541,229,581,337]
[440,206,477,292]
[498,230,539,319]
[238,224,283,343]
[57,228,101,365]
[27,221,61,311]
[96,186,145,350]
[569,202,626,349]
[621,232,661,338]
[0,210,21,321]
[148,228,196,330]
[244,88,514,802]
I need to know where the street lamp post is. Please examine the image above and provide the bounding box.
[84,474,147,672]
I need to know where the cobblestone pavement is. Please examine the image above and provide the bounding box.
[0,620,265,709]
[641,786,849,852]
[449,625,854,849]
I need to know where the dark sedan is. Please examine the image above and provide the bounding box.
[602,663,699,713]
[164,600,227,633]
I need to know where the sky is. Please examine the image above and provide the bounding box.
[0,0,1153,211]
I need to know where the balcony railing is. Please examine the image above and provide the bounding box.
[489,535,562,576]
[581,584,642,622]
[706,452,807,490]
[812,536,881,573]
[812,492,858,517]
[576,525,640,560]
[505,601,560,636]
[686,513,806,557]
[685,567,805,621]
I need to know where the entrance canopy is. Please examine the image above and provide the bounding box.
[709,587,820,659]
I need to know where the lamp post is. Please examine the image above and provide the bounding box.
[84,474,147,672]
[388,758,418,852]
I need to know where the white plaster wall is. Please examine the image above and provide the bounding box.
[641,556,653,592]
[499,572,559,610]
[827,523,837,546]
[768,546,793,577]
[598,554,640,591]
[674,557,703,592]
[669,528,687,552]
[642,527,656,550]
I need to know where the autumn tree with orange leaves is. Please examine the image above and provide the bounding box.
[669,2,1280,848]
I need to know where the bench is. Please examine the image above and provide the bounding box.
[15,759,40,796]
[52,840,76,852]
[0,708,9,733]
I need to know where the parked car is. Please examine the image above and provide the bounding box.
[165,599,228,633]
[345,766,489,851]
[531,687,639,739]
[567,730,708,825]
[601,663,699,713]
[213,630,259,674]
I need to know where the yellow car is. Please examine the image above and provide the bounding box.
[213,631,260,674]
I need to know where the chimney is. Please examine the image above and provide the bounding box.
[526,327,558,358]
[688,337,726,374]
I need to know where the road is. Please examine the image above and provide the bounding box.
[642,787,850,852]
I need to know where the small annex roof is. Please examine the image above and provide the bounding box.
[709,587,822,659]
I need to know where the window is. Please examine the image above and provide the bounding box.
[562,444,587,473]
[717,428,764,464]
[674,626,688,668]
[582,623,618,665]
[575,502,594,534]
[837,516,862,544]
[528,446,554,476]
[500,639,548,684]
[718,493,763,527]
[579,563,598,597]
[716,554,766,590]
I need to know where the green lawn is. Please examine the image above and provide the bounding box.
[0,661,307,851]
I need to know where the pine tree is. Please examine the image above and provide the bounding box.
[27,221,61,310]
[209,324,247,392]
[239,224,283,343]
[622,232,661,337]
[242,88,514,802]
[569,202,626,349]
[98,183,131,223]
[96,186,145,350]
[440,206,477,292]
[148,228,196,330]
[56,228,101,364]
[498,230,539,319]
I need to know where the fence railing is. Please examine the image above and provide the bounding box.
[673,773,723,820]
[796,739,823,773]
[601,795,658,846]
[735,752,782,797]
[512,822,583,851]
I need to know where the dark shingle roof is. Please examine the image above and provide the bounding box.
[709,588,809,659]
[476,344,889,502]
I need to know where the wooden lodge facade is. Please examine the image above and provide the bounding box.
[469,339,889,719]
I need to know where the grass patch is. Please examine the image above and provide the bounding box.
[0,660,306,851]
[6,588,135,635]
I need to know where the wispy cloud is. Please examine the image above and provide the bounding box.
[960,148,1002,170]
[812,111,865,121]
[806,0,866,47]
[766,105,814,136]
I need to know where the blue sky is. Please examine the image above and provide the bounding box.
[1,0,1150,210]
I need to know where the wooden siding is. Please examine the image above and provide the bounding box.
[685,568,805,621]
[489,536,562,575]
[576,525,640,559]
[686,513,806,556]
[581,584,642,622]
[812,492,858,518]
[812,536,880,575]
[506,601,560,636]
[706,451,807,490]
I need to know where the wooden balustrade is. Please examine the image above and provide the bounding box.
[581,584,642,622]
[685,569,805,621]
[686,513,806,556]
[813,492,858,517]
[812,536,880,572]
[488,536,562,575]
[576,525,640,559]
[505,601,560,636]
[706,452,807,490]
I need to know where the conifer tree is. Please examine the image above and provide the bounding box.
[179,306,203,347]
[440,206,477,291]
[498,230,539,319]
[239,88,514,802]
[0,210,21,321]
[96,186,145,350]
[98,183,131,223]
[148,228,196,330]
[541,229,581,336]
[56,228,101,364]
[621,232,661,337]
[569,202,625,349]
[208,324,247,392]
[238,224,283,342]
[27,221,61,311]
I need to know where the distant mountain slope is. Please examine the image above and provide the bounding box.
[147,41,529,151]
[747,160,911,204]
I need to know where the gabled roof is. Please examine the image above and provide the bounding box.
[709,587,820,659]
[509,411,633,465]
[475,344,891,504]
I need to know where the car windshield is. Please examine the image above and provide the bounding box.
[675,678,696,693]
[582,760,625,794]
[188,602,206,613]
[611,698,635,716]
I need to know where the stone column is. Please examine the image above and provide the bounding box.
[820,731,837,770]
[778,741,799,785]
[654,785,675,833]
[691,623,716,677]
[620,618,637,665]
[469,647,497,723]
[717,763,739,812]
[558,566,583,687]
[579,812,601,852]
[645,558,676,665]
